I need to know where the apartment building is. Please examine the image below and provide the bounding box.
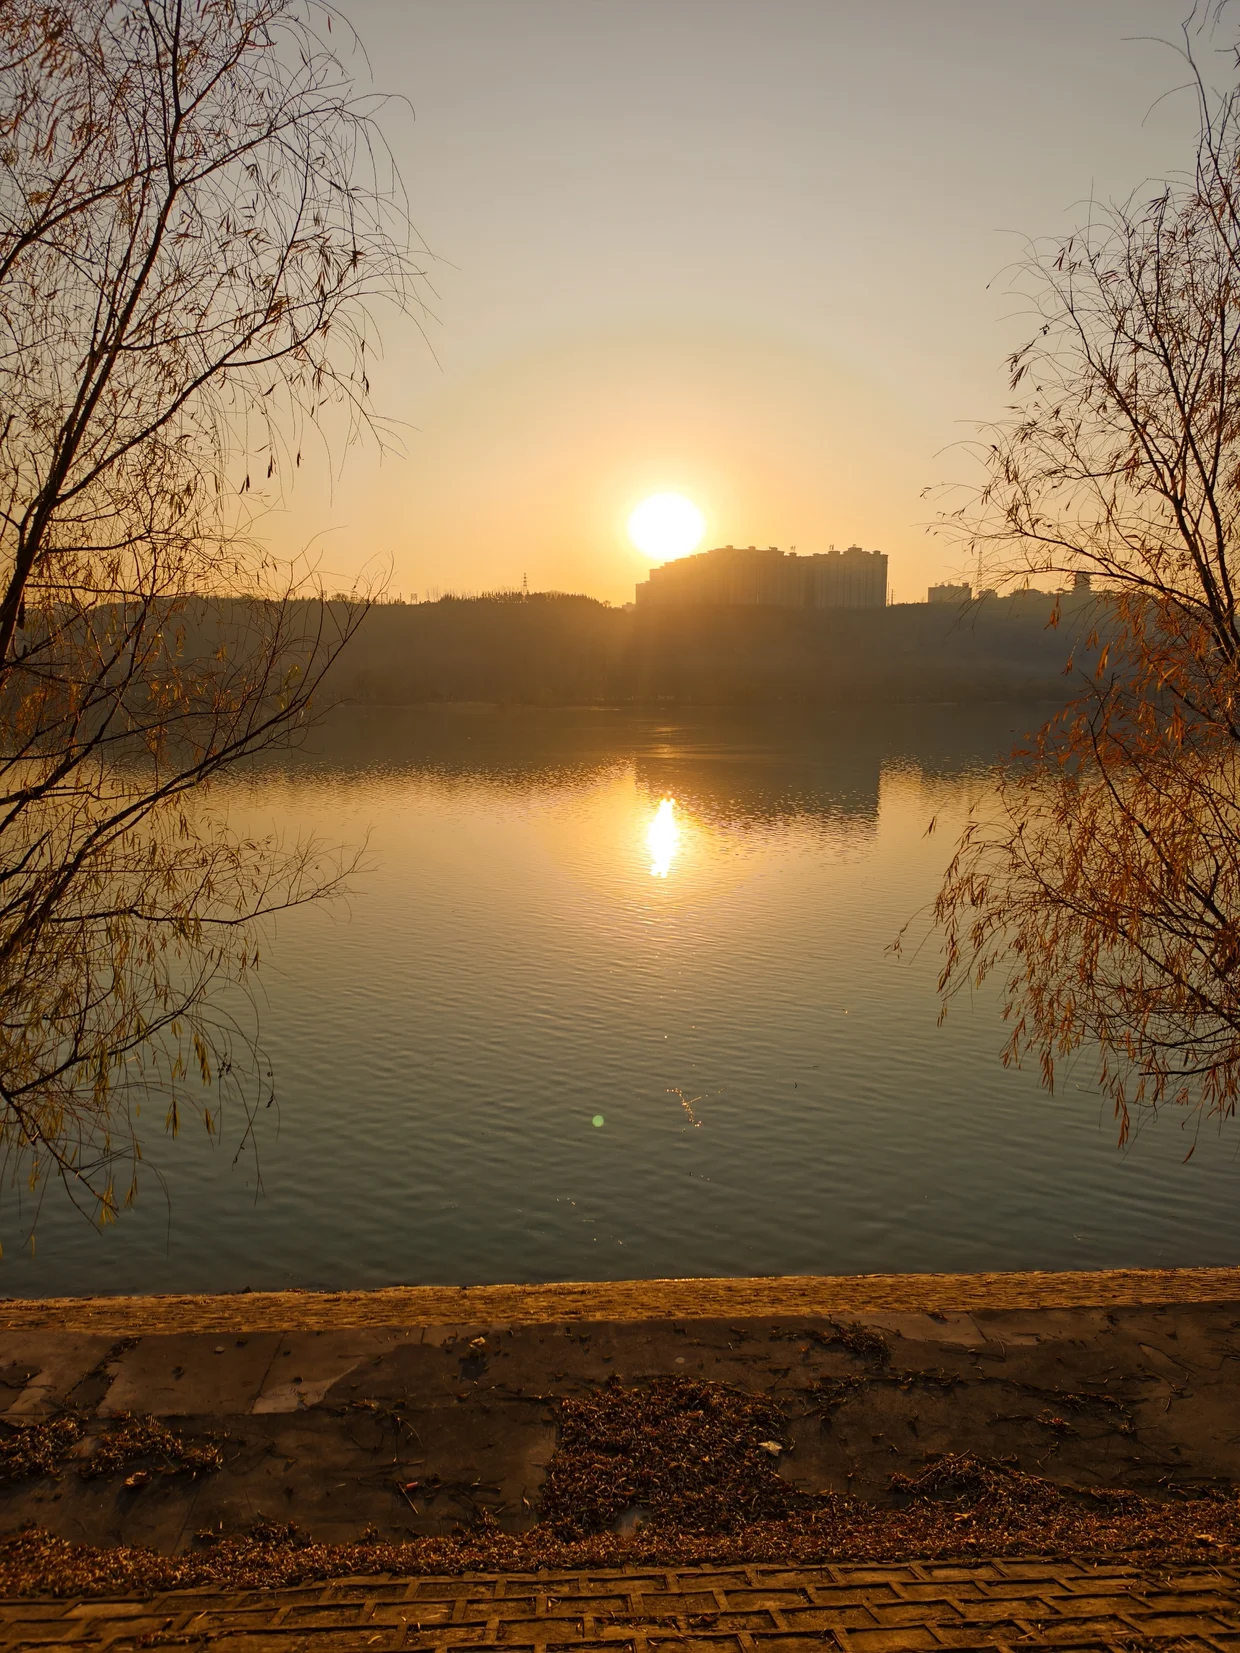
[635,543,888,610]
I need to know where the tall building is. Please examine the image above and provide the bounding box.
[635,543,887,610]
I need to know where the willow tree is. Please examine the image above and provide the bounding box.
[0,0,418,1219]
[934,45,1240,1141]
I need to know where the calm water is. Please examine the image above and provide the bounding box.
[4,702,1239,1296]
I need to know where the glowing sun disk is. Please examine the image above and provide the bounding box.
[628,493,705,561]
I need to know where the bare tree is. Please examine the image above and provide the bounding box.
[0,0,420,1221]
[931,31,1240,1142]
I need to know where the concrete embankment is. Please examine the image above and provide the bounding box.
[0,1267,1238,1560]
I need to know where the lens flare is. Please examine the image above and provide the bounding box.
[647,797,679,878]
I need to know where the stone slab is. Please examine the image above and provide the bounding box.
[98,1334,282,1417]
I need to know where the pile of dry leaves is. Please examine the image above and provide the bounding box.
[1,1377,1238,1597]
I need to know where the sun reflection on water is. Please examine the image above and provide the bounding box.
[646,796,679,877]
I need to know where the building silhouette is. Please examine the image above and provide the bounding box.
[635,543,887,610]
[929,582,972,604]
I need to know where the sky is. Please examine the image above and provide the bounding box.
[271,0,1217,606]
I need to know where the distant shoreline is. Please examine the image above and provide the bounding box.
[275,592,1112,709]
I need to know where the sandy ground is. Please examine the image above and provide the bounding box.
[4,1266,1240,1334]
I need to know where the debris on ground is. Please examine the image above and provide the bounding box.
[79,1415,223,1481]
[814,1320,891,1366]
[540,1376,804,1537]
[6,1472,1240,1599]
[809,1372,866,1417]
[0,1417,83,1485]
[891,1452,1064,1513]
[3,1378,1240,1597]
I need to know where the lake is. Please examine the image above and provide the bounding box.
[4,701,1238,1296]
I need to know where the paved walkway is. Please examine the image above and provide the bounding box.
[2,1559,1239,1651]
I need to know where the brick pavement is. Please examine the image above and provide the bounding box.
[2,1559,1239,1651]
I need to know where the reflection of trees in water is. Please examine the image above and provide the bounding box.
[256,702,1046,826]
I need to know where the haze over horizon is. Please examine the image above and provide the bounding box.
[275,0,1211,606]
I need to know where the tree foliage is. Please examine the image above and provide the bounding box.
[0,0,419,1220]
[936,36,1240,1139]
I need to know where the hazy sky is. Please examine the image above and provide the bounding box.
[275,0,1213,604]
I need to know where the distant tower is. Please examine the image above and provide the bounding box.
[522,572,528,598]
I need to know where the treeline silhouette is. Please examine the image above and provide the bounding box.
[317,590,1105,706]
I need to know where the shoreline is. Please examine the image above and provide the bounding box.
[4,1263,1239,1332]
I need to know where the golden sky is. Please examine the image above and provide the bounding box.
[270,0,1202,606]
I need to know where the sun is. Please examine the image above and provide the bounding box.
[627,492,705,561]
